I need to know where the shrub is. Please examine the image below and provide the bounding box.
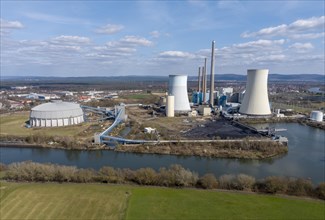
[314,182,325,200]
[235,174,255,191]
[73,169,95,183]
[287,178,313,196]
[219,174,236,189]
[197,173,218,189]
[0,163,8,172]
[157,165,198,187]
[263,176,289,194]
[98,166,119,183]
[134,168,157,185]
[53,165,77,182]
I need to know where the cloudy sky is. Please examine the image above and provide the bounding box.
[1,1,324,76]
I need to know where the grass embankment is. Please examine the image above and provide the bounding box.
[0,112,85,137]
[0,112,108,149]
[0,182,324,220]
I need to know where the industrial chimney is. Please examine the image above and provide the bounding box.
[202,58,207,103]
[239,69,272,116]
[209,41,215,106]
[168,75,191,112]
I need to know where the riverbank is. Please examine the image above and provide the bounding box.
[239,117,325,130]
[115,139,288,159]
[0,138,288,159]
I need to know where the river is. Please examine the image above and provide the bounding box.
[1,123,324,183]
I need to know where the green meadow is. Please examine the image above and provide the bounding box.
[0,182,324,220]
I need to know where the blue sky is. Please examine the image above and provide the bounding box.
[1,1,324,76]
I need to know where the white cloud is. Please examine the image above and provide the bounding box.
[0,19,24,35]
[51,35,91,44]
[119,35,153,46]
[150,31,160,38]
[23,12,89,25]
[0,19,24,29]
[242,16,325,38]
[290,16,325,30]
[234,39,285,48]
[289,42,314,50]
[290,32,325,40]
[106,36,153,48]
[95,24,124,34]
[158,51,197,59]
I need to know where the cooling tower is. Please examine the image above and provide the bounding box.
[168,75,191,112]
[239,69,271,116]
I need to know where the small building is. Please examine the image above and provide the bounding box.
[198,105,211,116]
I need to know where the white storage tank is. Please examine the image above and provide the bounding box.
[310,111,323,122]
[168,75,191,112]
[166,95,175,117]
[30,100,84,127]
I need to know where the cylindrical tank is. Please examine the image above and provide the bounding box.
[239,69,271,116]
[310,111,323,122]
[166,95,174,117]
[168,75,191,112]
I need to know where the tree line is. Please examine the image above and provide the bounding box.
[1,161,324,200]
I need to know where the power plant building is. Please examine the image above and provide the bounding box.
[239,69,271,116]
[168,75,191,112]
[30,100,84,127]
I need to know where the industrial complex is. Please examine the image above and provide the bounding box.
[1,40,323,157]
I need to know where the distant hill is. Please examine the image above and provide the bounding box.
[189,74,324,82]
[1,74,324,83]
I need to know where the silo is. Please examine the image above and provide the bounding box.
[239,69,271,116]
[310,111,323,122]
[168,75,191,112]
[166,95,175,117]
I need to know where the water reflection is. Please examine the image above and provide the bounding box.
[64,150,81,161]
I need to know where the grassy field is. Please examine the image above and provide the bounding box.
[126,187,324,220]
[0,112,101,138]
[0,182,130,220]
[0,182,324,220]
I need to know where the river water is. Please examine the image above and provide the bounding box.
[1,123,324,183]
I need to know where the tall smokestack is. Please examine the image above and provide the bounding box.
[203,58,207,103]
[209,40,215,106]
[198,67,201,92]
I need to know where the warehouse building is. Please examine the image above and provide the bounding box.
[29,100,84,127]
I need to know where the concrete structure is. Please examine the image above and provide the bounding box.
[239,69,271,116]
[198,105,211,116]
[202,58,207,103]
[310,111,323,122]
[30,100,84,127]
[166,95,175,117]
[209,40,215,106]
[197,67,201,92]
[168,75,191,112]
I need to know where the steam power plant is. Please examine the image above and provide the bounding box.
[239,69,271,116]
[168,75,191,112]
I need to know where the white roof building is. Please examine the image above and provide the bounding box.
[29,100,84,127]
